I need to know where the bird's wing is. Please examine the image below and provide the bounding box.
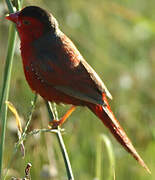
[32,32,112,105]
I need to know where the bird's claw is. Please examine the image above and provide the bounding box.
[49,120,61,129]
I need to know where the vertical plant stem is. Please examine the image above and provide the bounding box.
[5,0,14,12]
[45,101,55,121]
[0,0,22,178]
[56,130,74,180]
[22,94,37,135]
[0,23,17,179]
[95,134,115,180]
[46,102,74,180]
[101,134,115,180]
[95,135,102,180]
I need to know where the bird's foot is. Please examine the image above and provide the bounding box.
[49,119,63,129]
[48,105,76,129]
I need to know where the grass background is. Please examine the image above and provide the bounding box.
[0,0,155,179]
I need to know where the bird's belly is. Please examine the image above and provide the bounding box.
[23,64,83,106]
[21,45,84,106]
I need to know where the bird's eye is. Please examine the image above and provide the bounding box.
[23,20,30,25]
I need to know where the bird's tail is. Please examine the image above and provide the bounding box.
[87,97,151,173]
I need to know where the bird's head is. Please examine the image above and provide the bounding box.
[6,6,59,42]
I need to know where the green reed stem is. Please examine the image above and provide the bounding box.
[95,134,115,180]
[0,0,22,178]
[0,23,17,180]
[96,135,102,180]
[56,130,75,180]
[101,134,115,180]
[46,102,75,180]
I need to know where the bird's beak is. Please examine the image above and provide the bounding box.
[5,11,20,24]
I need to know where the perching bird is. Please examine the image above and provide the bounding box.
[6,6,150,173]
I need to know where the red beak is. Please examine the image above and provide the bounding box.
[5,12,20,23]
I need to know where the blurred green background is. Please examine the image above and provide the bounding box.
[0,0,155,179]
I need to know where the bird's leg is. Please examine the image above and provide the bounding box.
[50,105,76,128]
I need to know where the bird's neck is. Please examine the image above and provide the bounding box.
[17,25,43,47]
[20,34,37,66]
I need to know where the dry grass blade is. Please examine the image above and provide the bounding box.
[6,101,22,133]
[6,101,25,157]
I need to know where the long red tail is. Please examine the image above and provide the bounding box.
[87,97,150,173]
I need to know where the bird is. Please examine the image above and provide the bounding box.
[6,6,150,173]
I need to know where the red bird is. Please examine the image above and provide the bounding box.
[6,6,150,172]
